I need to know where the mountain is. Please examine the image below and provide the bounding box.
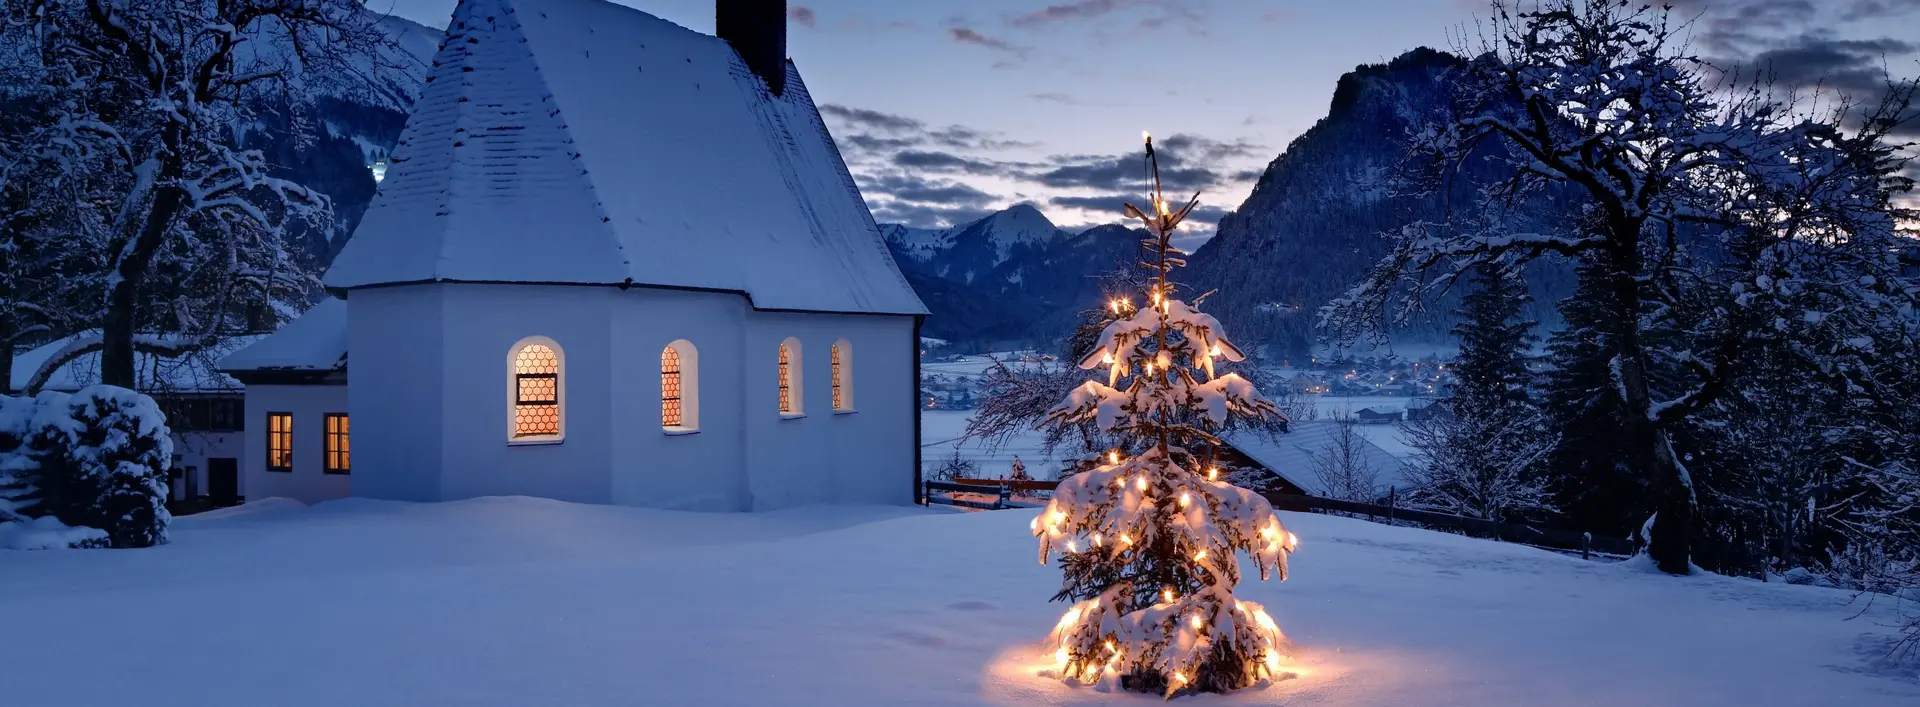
[882,207,1143,347]
[1187,47,1577,360]
[882,204,1069,285]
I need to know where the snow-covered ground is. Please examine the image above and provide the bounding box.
[4,497,1916,706]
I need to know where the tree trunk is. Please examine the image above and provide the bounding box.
[101,176,186,389]
[1603,228,1694,575]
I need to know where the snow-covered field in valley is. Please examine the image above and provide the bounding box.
[4,497,1916,706]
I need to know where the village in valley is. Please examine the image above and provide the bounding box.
[1,0,1918,705]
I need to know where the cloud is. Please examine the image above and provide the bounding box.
[1008,0,1136,27]
[868,200,996,230]
[861,174,998,207]
[1744,35,1915,92]
[1004,0,1208,34]
[789,5,817,28]
[950,27,1025,54]
[1028,134,1266,193]
[819,104,923,133]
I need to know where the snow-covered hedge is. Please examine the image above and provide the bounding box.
[0,386,173,549]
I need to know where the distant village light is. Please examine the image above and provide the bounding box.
[370,158,388,183]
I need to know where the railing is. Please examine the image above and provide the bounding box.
[920,477,1635,559]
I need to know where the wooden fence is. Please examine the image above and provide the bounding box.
[921,477,1635,559]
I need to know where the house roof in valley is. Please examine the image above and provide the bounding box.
[324,0,926,317]
[1222,421,1416,494]
[217,299,349,374]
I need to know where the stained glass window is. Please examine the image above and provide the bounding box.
[514,343,560,437]
[662,347,683,427]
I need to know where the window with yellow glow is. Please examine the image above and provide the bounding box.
[512,341,561,439]
[778,343,793,413]
[831,339,853,412]
[323,413,350,474]
[266,412,292,471]
[662,347,683,427]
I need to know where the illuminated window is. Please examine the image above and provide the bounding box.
[662,347,683,426]
[509,337,564,441]
[778,344,793,413]
[778,337,803,415]
[266,412,292,471]
[831,339,853,412]
[323,413,350,475]
[662,339,700,431]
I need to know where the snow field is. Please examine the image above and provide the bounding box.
[2,496,1915,706]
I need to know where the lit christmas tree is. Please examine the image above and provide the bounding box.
[1031,134,1298,697]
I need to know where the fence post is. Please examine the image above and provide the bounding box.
[1580,531,1590,560]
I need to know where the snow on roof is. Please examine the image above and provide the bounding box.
[1222,421,1415,494]
[218,299,349,373]
[10,334,260,395]
[324,0,927,317]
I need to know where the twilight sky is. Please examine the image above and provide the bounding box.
[367,0,1920,242]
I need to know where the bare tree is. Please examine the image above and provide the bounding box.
[3,0,399,391]
[1321,0,1918,573]
[1310,414,1379,502]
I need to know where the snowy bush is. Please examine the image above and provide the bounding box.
[0,387,173,549]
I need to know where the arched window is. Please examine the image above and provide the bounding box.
[778,337,803,416]
[662,339,699,432]
[508,337,564,442]
[831,339,854,412]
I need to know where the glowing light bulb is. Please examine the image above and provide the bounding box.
[1171,670,1188,684]
[1194,549,1207,561]
[1265,651,1281,671]
[1207,467,1219,481]
[1101,351,1115,365]
[1189,614,1204,629]
[1106,640,1117,653]
[1288,532,1300,548]
[1051,510,1066,524]
[1136,476,1147,492]
[1209,343,1223,357]
[1120,533,1133,545]
[1162,588,1175,603]
[1092,533,1103,547]
[1055,647,1069,668]
[1066,539,1079,552]
[1142,129,1151,142]
[1108,450,1120,464]
[1178,491,1190,507]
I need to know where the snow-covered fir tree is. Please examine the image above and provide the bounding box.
[1403,264,1555,522]
[1031,135,1297,697]
[1009,456,1031,482]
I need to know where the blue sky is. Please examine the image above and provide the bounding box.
[369,1,1920,240]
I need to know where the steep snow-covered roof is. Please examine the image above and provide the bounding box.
[218,300,349,373]
[10,335,260,394]
[1222,421,1415,495]
[324,0,926,316]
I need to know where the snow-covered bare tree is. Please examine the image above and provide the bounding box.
[1402,264,1556,522]
[2,0,398,391]
[1308,414,1379,502]
[1031,135,1297,697]
[1321,0,1919,574]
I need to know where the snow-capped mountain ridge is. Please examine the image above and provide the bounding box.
[879,204,1068,283]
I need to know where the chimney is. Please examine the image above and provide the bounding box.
[717,0,787,96]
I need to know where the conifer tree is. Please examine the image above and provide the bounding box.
[1404,263,1554,521]
[1540,259,1648,535]
[1032,135,1296,697]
